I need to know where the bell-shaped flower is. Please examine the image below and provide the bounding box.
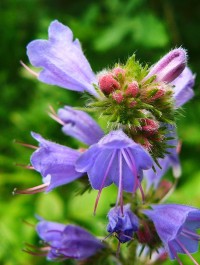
[107,204,139,243]
[76,130,153,213]
[143,204,200,265]
[56,106,104,145]
[27,20,100,98]
[28,220,104,261]
[24,132,83,193]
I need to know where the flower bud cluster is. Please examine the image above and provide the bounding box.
[94,58,175,159]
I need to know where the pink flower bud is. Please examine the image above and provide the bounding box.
[98,74,120,94]
[112,91,124,103]
[142,119,159,134]
[125,81,139,97]
[129,100,137,108]
[145,48,187,83]
[151,88,165,101]
[112,67,126,78]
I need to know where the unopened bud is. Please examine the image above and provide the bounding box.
[142,119,159,134]
[147,87,165,102]
[129,100,137,108]
[112,91,124,104]
[126,81,139,97]
[98,74,120,94]
[112,67,126,79]
[144,48,187,83]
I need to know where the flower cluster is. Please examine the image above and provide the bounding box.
[15,20,199,265]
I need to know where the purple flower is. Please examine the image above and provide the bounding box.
[57,106,104,145]
[76,130,153,212]
[30,132,83,192]
[27,20,100,98]
[144,48,195,108]
[107,204,139,243]
[143,204,200,265]
[145,48,187,83]
[172,67,195,108]
[34,220,103,260]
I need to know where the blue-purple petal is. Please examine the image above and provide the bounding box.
[27,20,99,97]
[57,106,104,145]
[31,132,83,191]
[171,67,195,107]
[76,130,153,192]
[107,204,139,243]
[36,220,103,260]
[143,204,200,260]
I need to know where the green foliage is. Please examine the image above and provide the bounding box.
[0,0,200,264]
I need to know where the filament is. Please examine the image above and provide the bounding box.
[93,151,116,215]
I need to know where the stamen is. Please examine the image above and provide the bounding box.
[126,148,145,202]
[25,243,50,252]
[23,249,48,256]
[15,163,34,170]
[182,228,200,241]
[121,149,138,193]
[20,60,39,78]
[48,112,65,125]
[122,149,141,196]
[14,140,38,150]
[169,244,183,265]
[121,234,134,241]
[175,239,199,265]
[102,232,114,242]
[13,183,49,195]
[115,151,124,215]
[136,178,145,203]
[93,151,116,215]
[116,241,121,258]
[48,105,57,115]
[48,112,65,126]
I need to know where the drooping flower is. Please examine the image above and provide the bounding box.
[56,106,104,145]
[143,204,200,265]
[107,204,139,243]
[26,220,104,261]
[76,130,153,213]
[27,20,100,98]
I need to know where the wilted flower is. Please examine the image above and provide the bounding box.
[26,220,104,261]
[143,204,200,265]
[107,204,139,243]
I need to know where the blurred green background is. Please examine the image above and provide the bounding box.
[0,0,200,264]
